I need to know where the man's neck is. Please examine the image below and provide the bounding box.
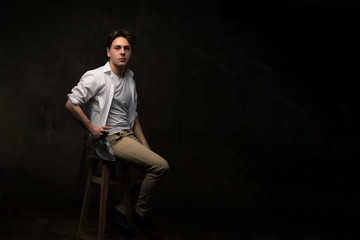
[109,61,125,78]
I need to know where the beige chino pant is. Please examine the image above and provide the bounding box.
[108,131,169,217]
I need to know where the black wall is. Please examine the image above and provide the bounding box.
[0,0,358,235]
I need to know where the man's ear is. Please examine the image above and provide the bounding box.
[106,47,110,57]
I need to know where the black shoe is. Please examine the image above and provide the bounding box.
[133,213,163,240]
[106,208,136,237]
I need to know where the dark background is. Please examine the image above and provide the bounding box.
[0,0,359,239]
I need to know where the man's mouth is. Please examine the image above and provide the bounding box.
[119,58,126,61]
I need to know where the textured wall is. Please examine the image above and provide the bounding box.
[0,0,358,226]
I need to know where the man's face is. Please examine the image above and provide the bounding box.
[107,36,132,68]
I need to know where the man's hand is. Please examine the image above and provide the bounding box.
[65,100,111,140]
[133,118,151,149]
[90,126,111,140]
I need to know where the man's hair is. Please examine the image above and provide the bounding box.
[106,28,136,49]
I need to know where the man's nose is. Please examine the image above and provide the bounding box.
[120,49,125,55]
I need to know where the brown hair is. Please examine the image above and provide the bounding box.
[106,28,136,49]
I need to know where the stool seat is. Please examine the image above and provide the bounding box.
[77,153,133,240]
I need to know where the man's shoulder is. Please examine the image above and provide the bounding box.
[125,68,134,79]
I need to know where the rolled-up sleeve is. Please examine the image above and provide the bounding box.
[68,71,98,106]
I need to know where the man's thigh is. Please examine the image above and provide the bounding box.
[111,136,166,171]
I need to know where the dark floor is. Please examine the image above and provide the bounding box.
[1,201,359,240]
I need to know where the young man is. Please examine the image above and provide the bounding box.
[65,29,169,239]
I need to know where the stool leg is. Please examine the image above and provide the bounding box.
[98,162,110,240]
[78,159,97,240]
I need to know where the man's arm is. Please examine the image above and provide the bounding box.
[133,118,150,149]
[65,99,109,140]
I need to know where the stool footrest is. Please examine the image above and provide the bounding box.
[91,176,124,185]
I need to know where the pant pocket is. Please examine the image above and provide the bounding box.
[108,133,122,145]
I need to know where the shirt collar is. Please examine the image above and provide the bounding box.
[103,61,112,73]
[103,61,128,78]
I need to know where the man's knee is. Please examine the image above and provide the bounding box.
[162,159,169,173]
[153,157,169,175]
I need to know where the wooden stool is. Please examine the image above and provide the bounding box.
[77,153,133,240]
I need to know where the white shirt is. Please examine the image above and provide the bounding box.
[68,62,138,161]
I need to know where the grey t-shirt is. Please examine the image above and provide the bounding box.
[106,72,133,135]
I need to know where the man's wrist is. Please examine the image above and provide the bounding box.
[87,123,96,135]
